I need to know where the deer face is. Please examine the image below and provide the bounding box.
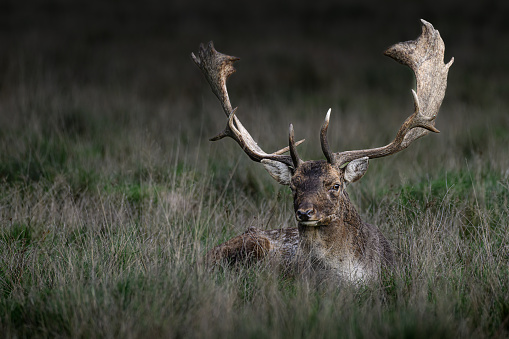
[264,157,369,226]
[290,161,342,226]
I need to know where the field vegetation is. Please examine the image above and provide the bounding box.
[1,1,508,337]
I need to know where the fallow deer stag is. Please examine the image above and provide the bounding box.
[192,20,453,282]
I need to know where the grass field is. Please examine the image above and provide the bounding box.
[1,2,509,337]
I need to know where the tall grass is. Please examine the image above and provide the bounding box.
[1,3,509,337]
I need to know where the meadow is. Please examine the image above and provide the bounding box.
[1,2,509,337]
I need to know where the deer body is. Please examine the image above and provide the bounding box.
[192,20,453,283]
[206,160,393,282]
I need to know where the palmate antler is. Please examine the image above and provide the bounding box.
[193,20,453,178]
[322,19,454,167]
[191,42,304,169]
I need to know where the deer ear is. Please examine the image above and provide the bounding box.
[344,157,369,183]
[261,159,292,186]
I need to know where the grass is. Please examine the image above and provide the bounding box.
[1,2,509,337]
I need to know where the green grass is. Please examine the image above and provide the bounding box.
[1,5,509,337]
[1,95,508,338]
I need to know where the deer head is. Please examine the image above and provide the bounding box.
[192,20,454,228]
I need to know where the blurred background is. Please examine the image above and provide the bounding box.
[1,0,508,186]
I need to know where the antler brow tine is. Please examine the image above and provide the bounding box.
[289,124,303,168]
[320,108,334,164]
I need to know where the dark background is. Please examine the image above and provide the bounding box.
[1,0,508,103]
[1,0,508,160]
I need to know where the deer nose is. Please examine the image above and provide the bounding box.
[296,208,315,221]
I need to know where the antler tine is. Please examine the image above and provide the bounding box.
[320,108,334,164]
[192,41,304,168]
[333,20,454,167]
[289,124,303,168]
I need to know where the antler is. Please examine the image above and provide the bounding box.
[191,42,304,169]
[322,20,454,167]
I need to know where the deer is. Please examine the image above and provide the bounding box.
[191,20,453,283]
